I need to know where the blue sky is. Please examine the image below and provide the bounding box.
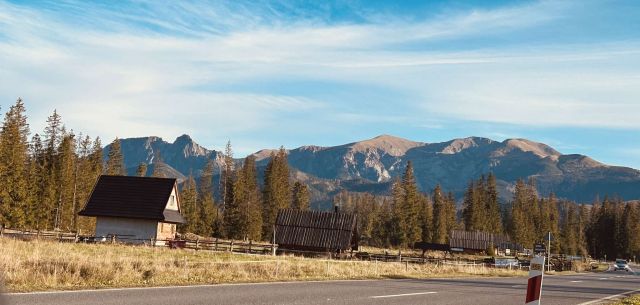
[1,0,639,168]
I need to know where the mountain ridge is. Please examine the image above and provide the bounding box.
[104,134,640,206]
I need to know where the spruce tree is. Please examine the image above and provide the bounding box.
[291,181,310,210]
[419,193,434,243]
[56,132,77,230]
[178,175,199,233]
[220,140,235,212]
[151,152,168,178]
[0,98,30,228]
[485,173,502,233]
[262,147,291,239]
[389,178,407,246]
[105,138,126,176]
[240,156,263,241]
[136,163,148,177]
[401,161,422,246]
[197,158,217,236]
[432,185,448,244]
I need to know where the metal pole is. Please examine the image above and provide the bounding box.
[272,225,276,256]
[547,231,551,272]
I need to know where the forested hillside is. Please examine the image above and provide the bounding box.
[1,98,639,260]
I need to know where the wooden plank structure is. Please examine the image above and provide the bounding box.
[449,230,523,253]
[274,209,358,253]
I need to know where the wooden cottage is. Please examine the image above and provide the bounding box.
[274,209,358,253]
[79,175,185,244]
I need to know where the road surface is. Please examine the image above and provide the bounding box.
[3,270,639,305]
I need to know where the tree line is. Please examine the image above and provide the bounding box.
[335,164,640,260]
[1,98,639,259]
[0,99,103,233]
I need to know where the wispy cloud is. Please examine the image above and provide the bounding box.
[0,0,639,161]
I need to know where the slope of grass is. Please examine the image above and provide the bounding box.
[609,295,640,305]
[0,237,526,292]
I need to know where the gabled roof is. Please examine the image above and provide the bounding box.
[79,175,185,224]
[275,209,357,251]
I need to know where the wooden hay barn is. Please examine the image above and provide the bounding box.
[79,175,185,244]
[274,209,358,253]
[449,230,522,253]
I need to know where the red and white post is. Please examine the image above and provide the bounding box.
[525,255,545,305]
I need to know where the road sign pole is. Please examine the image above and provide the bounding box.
[525,255,545,305]
[547,232,551,272]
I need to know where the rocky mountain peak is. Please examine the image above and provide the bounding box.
[350,134,424,156]
[439,137,494,154]
[496,138,561,159]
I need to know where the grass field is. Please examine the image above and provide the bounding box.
[609,295,640,305]
[0,237,526,292]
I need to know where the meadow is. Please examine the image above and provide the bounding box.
[0,237,525,292]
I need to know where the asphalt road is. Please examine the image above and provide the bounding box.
[3,270,639,305]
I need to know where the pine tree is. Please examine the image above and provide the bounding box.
[462,181,479,231]
[240,156,262,241]
[389,178,407,246]
[262,147,291,239]
[220,140,234,212]
[419,193,434,243]
[105,138,125,176]
[291,181,310,210]
[26,133,46,229]
[150,152,168,178]
[485,173,502,233]
[74,135,100,233]
[198,159,218,236]
[178,175,199,233]
[401,161,422,246]
[136,163,147,177]
[432,185,449,244]
[0,98,30,228]
[56,132,77,230]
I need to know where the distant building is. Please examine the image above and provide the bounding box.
[448,230,523,254]
[79,175,185,244]
[274,208,358,253]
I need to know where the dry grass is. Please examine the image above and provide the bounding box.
[609,294,640,305]
[0,237,526,292]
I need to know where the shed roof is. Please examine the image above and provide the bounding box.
[79,175,184,224]
[274,209,357,251]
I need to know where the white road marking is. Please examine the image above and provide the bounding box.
[598,278,608,280]
[511,285,523,288]
[577,287,640,305]
[570,280,583,283]
[370,292,437,299]
[5,279,383,296]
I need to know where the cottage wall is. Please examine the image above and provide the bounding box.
[165,188,179,211]
[95,217,158,244]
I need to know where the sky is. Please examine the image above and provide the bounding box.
[0,0,639,168]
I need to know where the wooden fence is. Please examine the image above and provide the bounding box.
[0,226,276,255]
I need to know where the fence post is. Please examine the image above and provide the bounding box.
[111,235,116,244]
[195,238,199,251]
[74,232,79,243]
[248,240,252,253]
[405,261,409,273]
[326,260,330,277]
[398,250,402,262]
[0,224,4,238]
[230,240,234,252]
[214,238,218,251]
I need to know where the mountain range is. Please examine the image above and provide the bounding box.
[106,134,640,209]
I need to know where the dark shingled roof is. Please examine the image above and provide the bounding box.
[79,175,185,224]
[275,209,358,252]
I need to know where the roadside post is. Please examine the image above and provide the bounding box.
[525,255,545,305]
